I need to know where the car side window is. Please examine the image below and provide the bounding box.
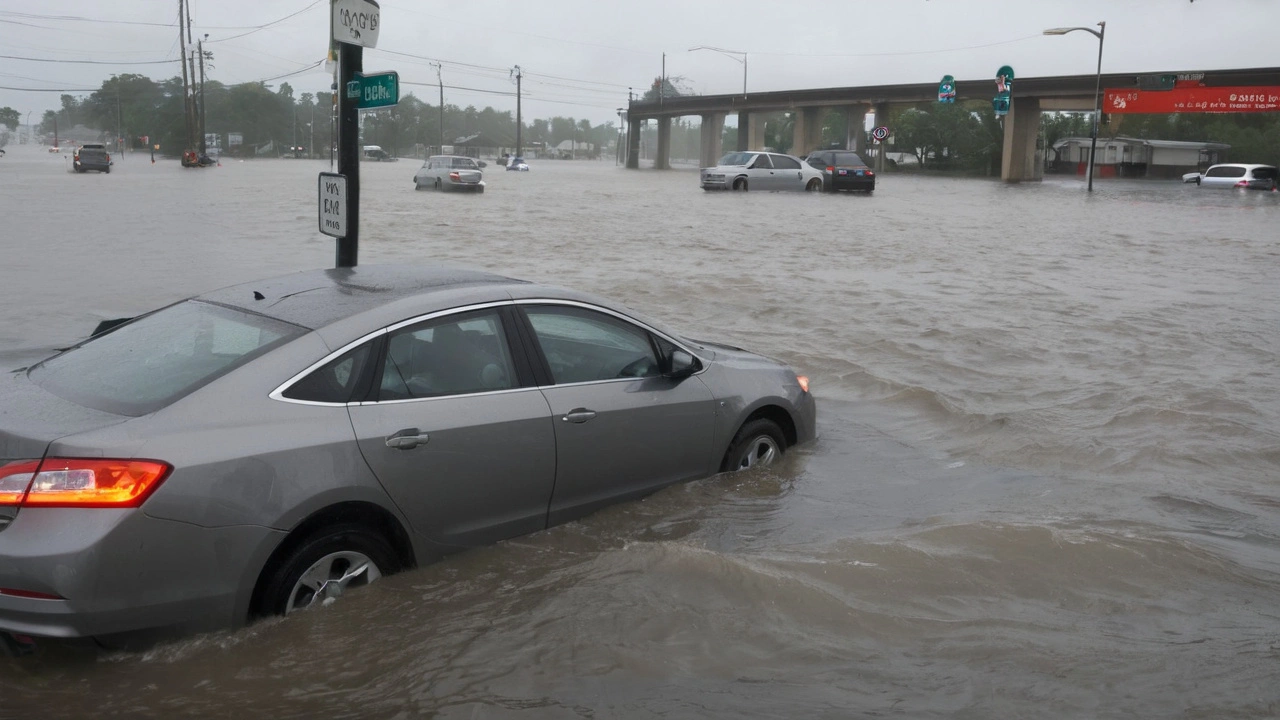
[773,155,801,170]
[750,154,773,169]
[283,343,373,403]
[1206,166,1245,178]
[378,310,517,400]
[523,306,659,384]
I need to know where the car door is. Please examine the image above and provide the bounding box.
[347,306,557,546]
[517,303,717,526]
[770,154,806,190]
[1201,165,1244,188]
[748,153,778,190]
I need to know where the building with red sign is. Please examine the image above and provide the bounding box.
[1049,136,1230,179]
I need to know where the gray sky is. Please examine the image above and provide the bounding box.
[3,0,1278,127]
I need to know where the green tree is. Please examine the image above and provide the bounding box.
[0,107,18,131]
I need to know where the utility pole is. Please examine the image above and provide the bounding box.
[116,93,123,160]
[511,65,522,157]
[178,0,190,151]
[197,37,207,154]
[432,62,443,152]
[336,38,361,267]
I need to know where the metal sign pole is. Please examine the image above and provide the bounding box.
[336,41,361,268]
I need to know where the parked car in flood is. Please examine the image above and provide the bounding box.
[1182,163,1277,190]
[72,143,111,174]
[803,150,875,193]
[505,156,529,171]
[0,265,814,646]
[700,151,824,192]
[413,155,485,192]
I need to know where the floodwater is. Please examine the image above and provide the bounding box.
[2,145,1279,718]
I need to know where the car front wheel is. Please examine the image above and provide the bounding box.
[732,177,748,191]
[255,523,400,617]
[721,418,786,472]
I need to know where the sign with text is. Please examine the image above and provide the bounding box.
[318,172,347,238]
[332,0,380,48]
[1106,86,1280,114]
[356,71,399,109]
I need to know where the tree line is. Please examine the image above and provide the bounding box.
[10,73,620,157]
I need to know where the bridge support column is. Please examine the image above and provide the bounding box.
[847,105,869,153]
[791,108,823,157]
[872,102,890,172]
[655,116,672,170]
[737,111,765,151]
[626,115,641,169]
[699,113,725,168]
[1001,97,1042,183]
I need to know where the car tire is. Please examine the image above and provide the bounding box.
[434,178,442,191]
[721,418,786,472]
[805,178,822,192]
[732,177,748,191]
[255,523,400,617]
[414,182,424,190]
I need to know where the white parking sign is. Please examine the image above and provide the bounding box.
[318,172,347,238]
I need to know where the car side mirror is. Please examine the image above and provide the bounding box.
[665,349,700,380]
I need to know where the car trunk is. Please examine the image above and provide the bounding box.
[0,370,127,530]
[453,170,482,184]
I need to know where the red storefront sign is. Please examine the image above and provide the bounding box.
[1104,86,1280,114]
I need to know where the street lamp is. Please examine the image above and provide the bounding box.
[688,46,747,97]
[1044,21,1106,192]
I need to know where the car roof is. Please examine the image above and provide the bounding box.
[197,265,528,330]
[1208,163,1276,170]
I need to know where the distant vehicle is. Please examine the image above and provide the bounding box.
[0,265,814,644]
[73,143,111,173]
[700,151,824,192]
[803,150,875,193]
[1182,163,1277,190]
[506,156,529,171]
[414,155,485,192]
[361,145,397,162]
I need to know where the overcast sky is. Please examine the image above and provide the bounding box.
[3,0,1278,127]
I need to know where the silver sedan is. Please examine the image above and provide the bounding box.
[413,155,485,192]
[0,266,815,645]
[700,151,825,192]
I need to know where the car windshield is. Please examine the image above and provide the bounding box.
[28,300,304,416]
[717,152,754,166]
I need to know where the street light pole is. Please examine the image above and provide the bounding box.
[688,46,747,97]
[1044,21,1106,192]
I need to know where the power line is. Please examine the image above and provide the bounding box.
[206,0,325,42]
[0,53,181,65]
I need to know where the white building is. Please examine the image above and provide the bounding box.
[1049,137,1230,179]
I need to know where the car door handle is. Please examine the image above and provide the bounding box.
[385,428,430,449]
[562,409,597,423]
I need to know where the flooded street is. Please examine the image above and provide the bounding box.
[2,145,1279,718]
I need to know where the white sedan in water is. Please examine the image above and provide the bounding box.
[700,151,825,192]
[1182,163,1278,190]
[414,155,485,192]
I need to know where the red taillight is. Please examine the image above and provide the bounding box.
[0,588,63,600]
[1235,180,1248,188]
[825,166,834,173]
[18,458,172,508]
[449,171,460,181]
[0,460,39,505]
[105,153,111,163]
[866,170,875,177]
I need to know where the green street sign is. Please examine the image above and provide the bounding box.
[355,71,399,109]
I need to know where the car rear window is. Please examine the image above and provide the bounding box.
[1206,165,1247,178]
[29,300,304,416]
[832,152,867,166]
[1251,166,1277,180]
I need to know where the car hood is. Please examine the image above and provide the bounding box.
[0,369,127,461]
[694,339,789,371]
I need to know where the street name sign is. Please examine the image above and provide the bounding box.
[318,172,347,238]
[356,71,399,109]
[332,0,380,49]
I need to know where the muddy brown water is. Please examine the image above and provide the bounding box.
[1,146,1279,718]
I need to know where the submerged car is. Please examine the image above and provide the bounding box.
[413,155,485,192]
[804,150,875,193]
[72,143,111,173]
[506,156,529,171]
[700,151,824,192]
[1182,163,1277,190]
[0,265,814,645]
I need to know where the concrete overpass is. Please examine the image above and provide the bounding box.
[624,66,1280,182]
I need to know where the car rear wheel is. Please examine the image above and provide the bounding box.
[732,177,748,191]
[255,523,400,617]
[805,178,822,192]
[721,418,786,472]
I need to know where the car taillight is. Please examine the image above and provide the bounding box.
[0,588,63,600]
[19,458,171,508]
[1235,180,1248,188]
[449,171,460,181]
[105,153,111,162]
[866,170,875,177]
[0,460,39,505]
[825,166,834,173]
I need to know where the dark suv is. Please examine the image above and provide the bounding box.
[73,143,111,173]
[804,150,874,193]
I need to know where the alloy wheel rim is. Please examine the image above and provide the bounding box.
[736,436,779,470]
[286,550,381,614]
